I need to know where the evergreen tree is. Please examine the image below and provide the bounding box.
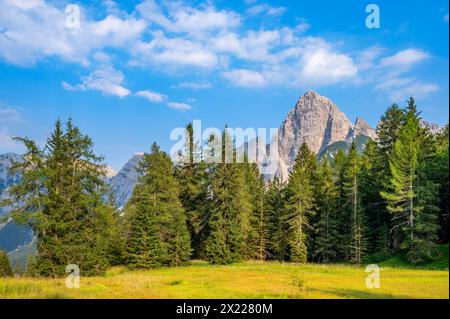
[376,104,405,249]
[331,149,349,260]
[360,139,391,259]
[434,125,449,243]
[243,160,268,260]
[125,143,191,268]
[283,143,316,263]
[4,119,115,276]
[343,142,367,263]
[381,97,439,263]
[0,250,13,277]
[313,157,339,263]
[174,123,209,258]
[204,130,252,264]
[265,177,288,261]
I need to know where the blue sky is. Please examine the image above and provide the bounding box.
[0,0,448,170]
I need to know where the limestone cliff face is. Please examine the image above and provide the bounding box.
[277,91,353,173]
[108,153,144,209]
[348,117,377,141]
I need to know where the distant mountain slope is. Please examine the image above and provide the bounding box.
[319,134,370,160]
[107,153,144,209]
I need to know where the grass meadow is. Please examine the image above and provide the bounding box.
[0,260,448,299]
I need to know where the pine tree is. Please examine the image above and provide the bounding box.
[4,119,115,276]
[0,250,13,277]
[313,157,339,263]
[204,130,252,264]
[174,123,209,258]
[381,97,439,263]
[331,149,349,260]
[434,125,449,243]
[283,143,316,263]
[265,177,288,261]
[343,142,367,263]
[376,104,405,249]
[243,160,268,260]
[125,143,191,268]
[360,139,391,260]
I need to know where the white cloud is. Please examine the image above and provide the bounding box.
[0,104,22,123]
[62,65,131,98]
[0,0,439,100]
[167,102,192,111]
[299,49,357,85]
[175,82,212,90]
[137,0,240,36]
[0,128,22,153]
[223,69,267,87]
[246,4,286,17]
[295,22,311,33]
[379,49,430,69]
[0,0,147,66]
[132,31,218,68]
[135,90,167,102]
[374,76,439,101]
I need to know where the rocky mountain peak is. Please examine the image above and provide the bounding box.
[108,153,144,209]
[278,91,353,170]
[349,117,377,141]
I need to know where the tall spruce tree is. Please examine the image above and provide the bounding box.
[313,157,339,263]
[434,125,449,243]
[239,158,268,260]
[381,97,439,263]
[175,123,209,258]
[360,139,391,259]
[0,250,13,277]
[265,177,288,261]
[331,149,349,260]
[283,143,316,263]
[343,142,367,263]
[125,143,191,268]
[4,119,115,276]
[204,131,252,264]
[376,104,405,249]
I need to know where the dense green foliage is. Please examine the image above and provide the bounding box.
[0,250,13,276]
[2,120,117,276]
[1,96,448,276]
[125,143,191,268]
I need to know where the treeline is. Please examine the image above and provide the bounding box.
[0,97,448,277]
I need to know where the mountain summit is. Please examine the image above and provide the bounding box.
[275,91,376,179]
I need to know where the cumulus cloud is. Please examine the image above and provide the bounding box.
[135,90,167,102]
[246,3,286,17]
[0,0,147,66]
[62,65,131,98]
[137,0,240,37]
[375,77,439,102]
[167,102,192,111]
[0,104,22,123]
[223,69,267,87]
[296,39,358,85]
[0,0,439,101]
[379,49,430,69]
[174,82,212,90]
[0,128,22,153]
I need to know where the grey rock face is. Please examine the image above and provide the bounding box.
[276,91,375,180]
[107,153,144,209]
[348,117,377,141]
[0,153,22,216]
[420,120,443,135]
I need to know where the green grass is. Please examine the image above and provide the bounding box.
[379,244,449,270]
[0,260,448,299]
